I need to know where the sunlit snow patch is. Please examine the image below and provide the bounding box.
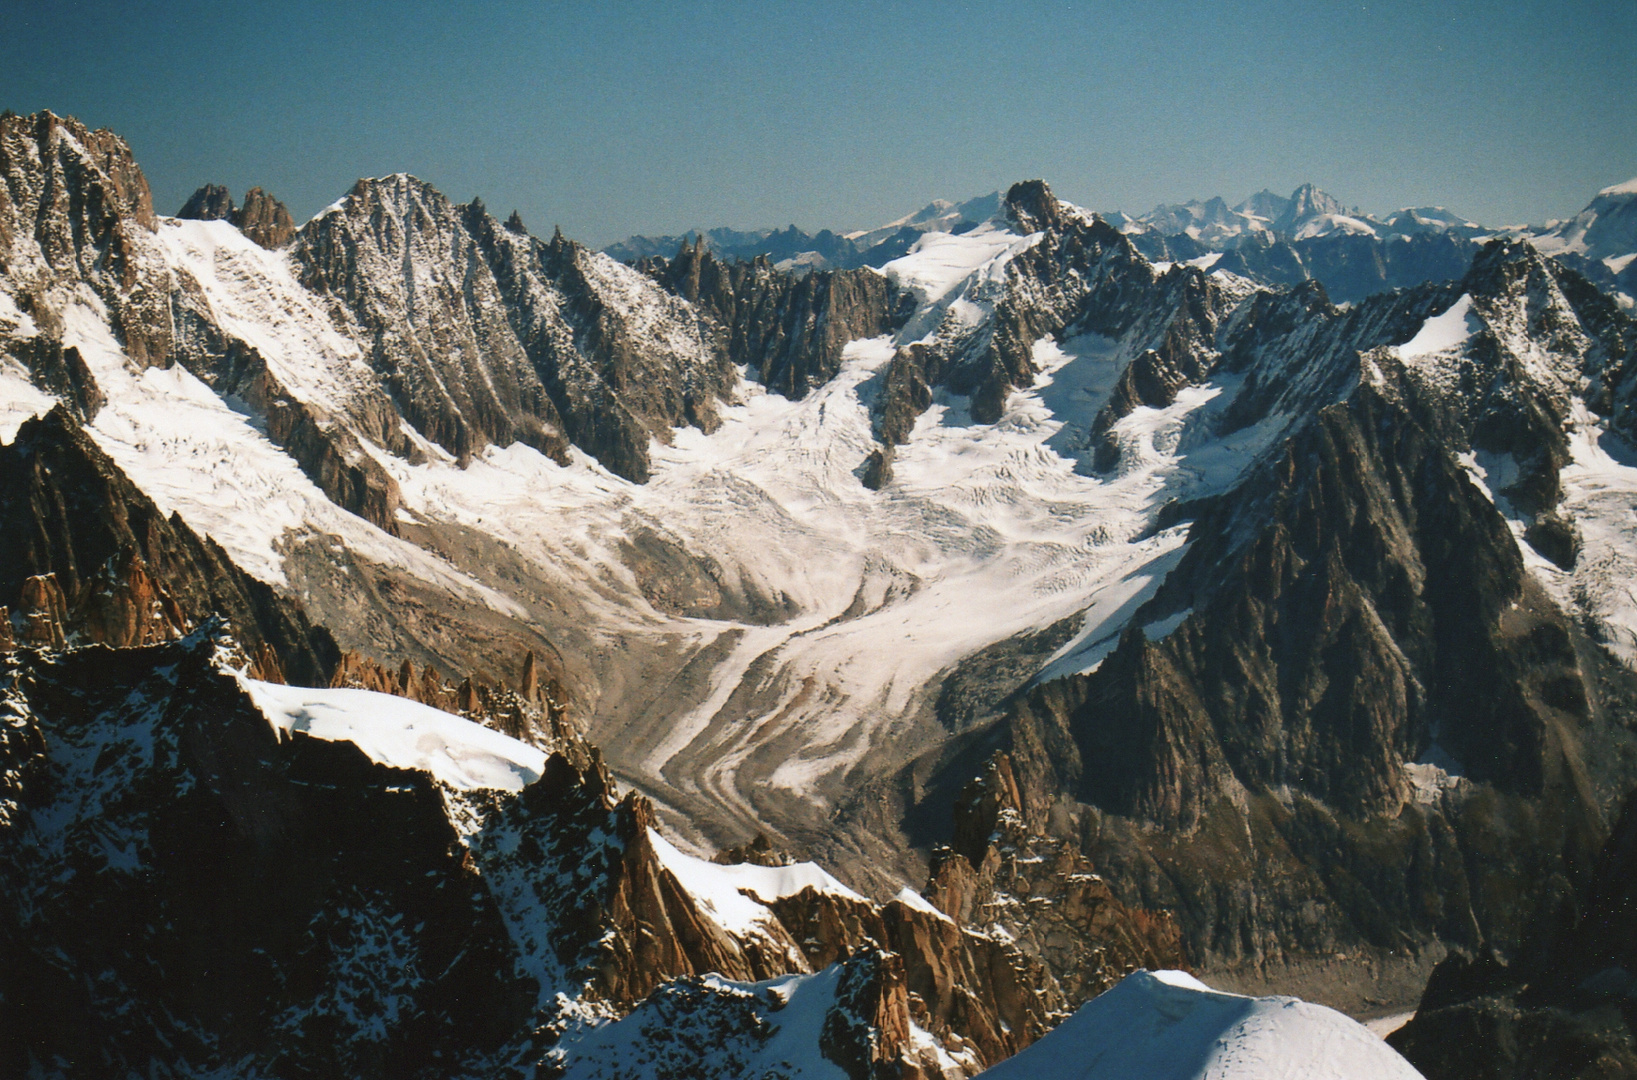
[1397,294,1476,359]
[240,677,547,791]
[974,969,1425,1079]
[647,827,862,937]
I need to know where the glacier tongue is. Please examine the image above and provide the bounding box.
[375,310,1268,836]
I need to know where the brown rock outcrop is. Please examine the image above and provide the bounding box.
[69,548,189,648]
[328,648,573,745]
[595,789,804,1003]
[821,950,946,1080]
[177,183,235,222]
[926,755,1186,1007]
[0,111,171,369]
[177,184,296,249]
[10,338,105,422]
[16,573,67,648]
[233,187,295,249]
[520,649,539,702]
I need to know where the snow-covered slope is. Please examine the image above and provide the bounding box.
[549,962,971,1080]
[1119,183,1488,248]
[975,970,1424,1080]
[240,676,550,791]
[1530,176,1637,264]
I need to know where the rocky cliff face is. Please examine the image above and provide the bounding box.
[0,111,171,370]
[874,180,1240,453]
[177,183,297,248]
[641,238,910,399]
[899,240,1637,1002]
[1388,784,1637,1079]
[0,634,537,1077]
[290,177,734,480]
[0,407,338,684]
[0,628,1183,1078]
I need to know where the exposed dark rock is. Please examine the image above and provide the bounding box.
[1527,512,1582,570]
[875,344,938,446]
[178,184,297,248]
[0,111,171,369]
[520,648,540,702]
[1301,230,1476,304]
[0,407,339,685]
[643,237,908,400]
[15,572,68,648]
[292,175,572,465]
[166,271,410,532]
[328,647,571,745]
[767,885,1065,1069]
[859,443,895,490]
[713,832,794,867]
[926,752,1187,1007]
[530,224,737,479]
[819,950,936,1080]
[1004,179,1066,235]
[234,186,295,248]
[1387,787,1637,1078]
[903,251,1637,988]
[0,635,535,1077]
[290,176,742,482]
[12,339,105,420]
[1212,230,1310,287]
[177,183,235,221]
[864,180,1239,447]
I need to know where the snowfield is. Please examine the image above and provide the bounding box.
[647,826,863,936]
[974,970,1425,1080]
[241,676,548,791]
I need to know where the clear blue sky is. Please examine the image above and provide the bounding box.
[4,0,1633,246]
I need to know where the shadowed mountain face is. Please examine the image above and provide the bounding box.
[1388,785,1637,1078]
[899,230,1637,1007]
[0,630,1182,1078]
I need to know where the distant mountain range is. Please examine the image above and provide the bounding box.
[602,192,1002,271]
[607,180,1637,306]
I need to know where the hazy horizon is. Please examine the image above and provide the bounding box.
[4,0,1633,247]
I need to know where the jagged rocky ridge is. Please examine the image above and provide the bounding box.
[0,406,337,684]
[897,201,1637,1008]
[290,177,738,480]
[0,630,1180,1078]
[638,237,910,400]
[865,180,1240,461]
[178,183,297,249]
